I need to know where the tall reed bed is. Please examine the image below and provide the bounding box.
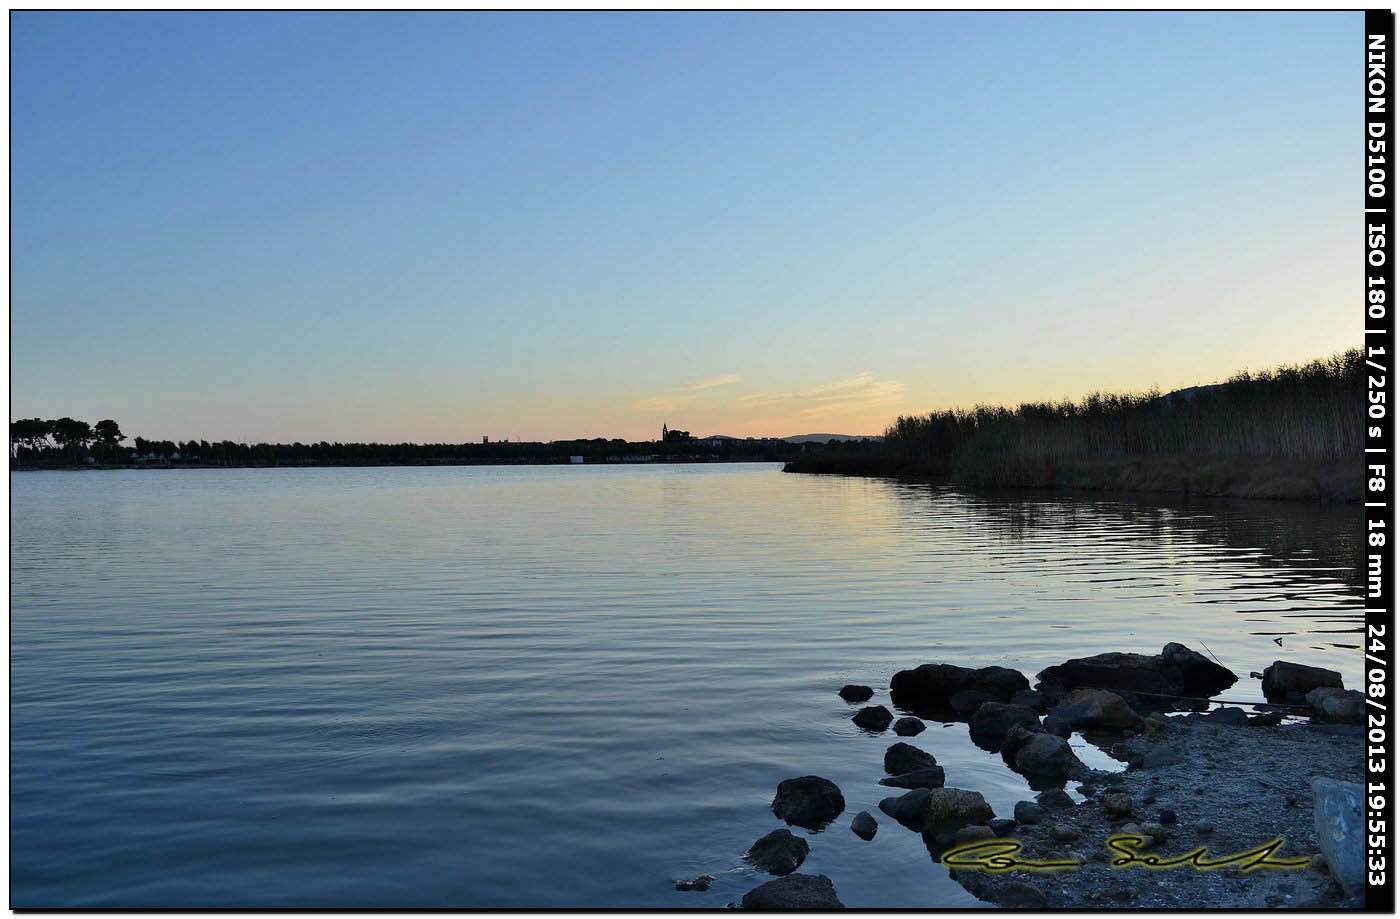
[884,349,1363,488]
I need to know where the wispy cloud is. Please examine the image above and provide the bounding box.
[635,395,694,413]
[738,373,906,414]
[680,373,741,392]
[635,373,740,412]
[634,371,904,428]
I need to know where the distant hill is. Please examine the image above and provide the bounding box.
[1156,382,1229,404]
[780,433,884,444]
[700,433,883,443]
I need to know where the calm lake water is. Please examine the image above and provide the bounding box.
[10,464,1365,908]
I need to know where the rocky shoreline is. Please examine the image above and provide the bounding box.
[683,645,1366,909]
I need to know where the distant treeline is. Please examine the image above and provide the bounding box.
[10,422,805,468]
[787,349,1364,501]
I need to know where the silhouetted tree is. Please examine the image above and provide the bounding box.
[10,418,51,461]
[49,418,93,463]
[93,419,125,464]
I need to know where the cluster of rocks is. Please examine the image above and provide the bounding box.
[677,646,1364,908]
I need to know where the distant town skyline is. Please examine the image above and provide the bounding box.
[12,12,1359,443]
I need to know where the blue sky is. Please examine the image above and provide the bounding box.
[12,12,1360,442]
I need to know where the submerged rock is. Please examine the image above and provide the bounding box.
[923,787,996,847]
[1306,687,1364,724]
[884,742,937,775]
[852,705,893,732]
[838,684,874,703]
[772,776,845,830]
[675,875,715,892]
[968,702,1042,750]
[1036,643,1236,708]
[879,787,932,830]
[741,873,844,909]
[745,828,809,876]
[892,716,926,736]
[878,766,946,789]
[850,810,878,841]
[1262,661,1343,705]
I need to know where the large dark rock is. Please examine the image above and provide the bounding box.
[879,787,932,830]
[879,766,946,789]
[884,742,938,775]
[1262,661,1344,705]
[772,776,845,830]
[1037,787,1076,810]
[852,705,893,732]
[1160,642,1236,698]
[1036,643,1236,708]
[1201,706,1249,726]
[922,787,996,846]
[1001,725,1083,782]
[1010,690,1047,712]
[968,702,1042,750]
[741,873,844,909]
[745,828,810,876]
[838,684,873,703]
[890,663,1029,716]
[1313,778,1365,898]
[948,689,1000,717]
[1047,688,1142,732]
[1306,687,1364,723]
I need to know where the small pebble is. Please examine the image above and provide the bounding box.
[1050,823,1080,841]
[1102,793,1133,817]
[1140,822,1167,843]
[1195,818,1214,834]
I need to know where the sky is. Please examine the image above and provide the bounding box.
[11,12,1361,443]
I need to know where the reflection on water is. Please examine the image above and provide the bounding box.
[10,465,1362,907]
